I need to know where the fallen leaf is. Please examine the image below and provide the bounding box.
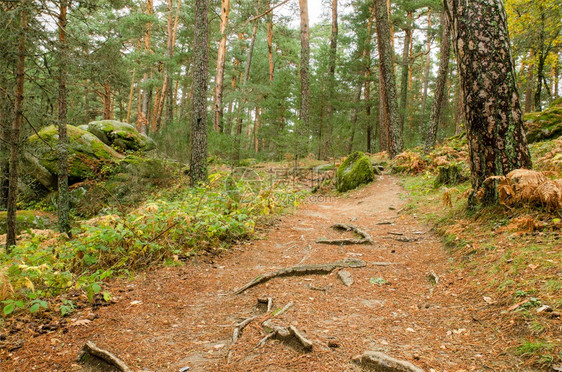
[130,300,142,306]
[70,319,91,327]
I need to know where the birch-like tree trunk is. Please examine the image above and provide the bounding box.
[444,0,532,205]
[213,0,231,131]
[399,11,413,130]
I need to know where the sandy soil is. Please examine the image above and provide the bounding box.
[0,176,534,371]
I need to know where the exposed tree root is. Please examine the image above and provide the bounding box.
[79,341,131,372]
[232,316,257,343]
[383,236,420,243]
[316,224,373,245]
[234,258,366,294]
[261,320,313,352]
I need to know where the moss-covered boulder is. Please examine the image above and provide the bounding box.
[24,125,122,189]
[336,151,375,192]
[524,107,562,143]
[85,120,155,152]
[0,210,56,234]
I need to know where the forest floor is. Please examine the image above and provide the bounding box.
[0,175,547,371]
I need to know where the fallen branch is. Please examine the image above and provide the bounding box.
[79,341,131,372]
[316,224,373,245]
[234,258,366,294]
[272,301,294,317]
[371,262,398,266]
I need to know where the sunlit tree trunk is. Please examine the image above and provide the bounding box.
[524,50,535,113]
[425,11,451,153]
[445,0,532,206]
[213,0,231,132]
[374,0,402,158]
[127,69,135,123]
[190,0,209,185]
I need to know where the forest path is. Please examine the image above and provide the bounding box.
[5,176,528,371]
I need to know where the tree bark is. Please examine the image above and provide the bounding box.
[213,0,231,132]
[524,50,534,113]
[190,0,209,185]
[267,3,274,82]
[6,0,28,251]
[126,69,135,123]
[298,0,311,155]
[399,11,412,131]
[424,11,451,153]
[320,0,338,160]
[363,9,374,152]
[234,21,258,162]
[57,0,71,235]
[347,83,362,154]
[374,0,402,158]
[418,9,432,134]
[444,0,532,206]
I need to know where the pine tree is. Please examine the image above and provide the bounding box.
[445,0,532,205]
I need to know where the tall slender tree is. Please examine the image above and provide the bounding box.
[213,0,231,132]
[298,0,311,155]
[6,0,28,251]
[57,0,71,235]
[444,0,532,205]
[374,0,403,158]
[190,0,209,185]
[424,11,451,153]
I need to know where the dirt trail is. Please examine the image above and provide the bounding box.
[2,176,530,371]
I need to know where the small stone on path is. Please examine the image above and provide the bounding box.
[338,270,353,286]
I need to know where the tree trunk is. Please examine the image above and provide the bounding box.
[454,80,464,134]
[553,55,559,99]
[6,0,28,251]
[0,90,9,211]
[524,50,534,113]
[190,0,209,185]
[234,21,258,162]
[418,9,432,134]
[298,0,311,155]
[127,69,135,123]
[140,0,153,134]
[213,0,231,132]
[399,11,412,130]
[535,48,546,111]
[347,83,362,154]
[424,11,451,153]
[57,0,71,235]
[374,0,402,158]
[267,3,274,82]
[165,0,182,124]
[321,0,338,160]
[444,0,532,206]
[364,9,374,153]
[102,81,112,120]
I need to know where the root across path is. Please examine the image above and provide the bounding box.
[2,176,534,371]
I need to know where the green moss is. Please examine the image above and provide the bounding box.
[85,120,156,152]
[0,210,56,234]
[336,151,375,192]
[524,107,562,143]
[24,125,122,189]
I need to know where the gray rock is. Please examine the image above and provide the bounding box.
[352,351,424,372]
[338,270,354,286]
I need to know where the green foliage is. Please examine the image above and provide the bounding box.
[1,172,306,316]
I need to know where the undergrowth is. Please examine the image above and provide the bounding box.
[401,173,561,368]
[0,170,307,317]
